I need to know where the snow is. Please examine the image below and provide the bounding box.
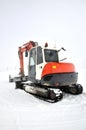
[0,64,86,130]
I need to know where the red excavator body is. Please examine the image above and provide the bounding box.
[41,62,77,87]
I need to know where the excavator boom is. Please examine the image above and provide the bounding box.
[18,41,37,75]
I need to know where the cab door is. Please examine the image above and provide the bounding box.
[29,48,36,80]
[36,46,44,80]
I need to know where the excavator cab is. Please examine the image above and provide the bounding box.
[28,45,78,87]
[28,46,60,83]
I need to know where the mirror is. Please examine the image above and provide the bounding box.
[58,47,66,52]
[60,58,67,61]
[58,47,67,62]
[25,50,28,57]
[61,47,66,51]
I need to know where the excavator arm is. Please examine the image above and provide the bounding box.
[18,41,37,75]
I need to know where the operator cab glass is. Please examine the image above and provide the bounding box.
[37,46,43,64]
[44,49,59,62]
[29,48,36,78]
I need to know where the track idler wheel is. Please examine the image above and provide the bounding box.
[48,90,63,102]
[70,84,83,95]
[15,81,24,89]
[48,90,56,100]
[61,84,83,95]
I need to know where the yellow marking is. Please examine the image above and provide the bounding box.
[52,66,57,69]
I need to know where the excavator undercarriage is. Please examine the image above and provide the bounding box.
[14,79,83,103]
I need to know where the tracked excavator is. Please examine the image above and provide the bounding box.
[9,41,83,103]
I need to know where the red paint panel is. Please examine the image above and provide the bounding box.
[41,62,75,78]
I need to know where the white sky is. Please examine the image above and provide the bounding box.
[0,0,86,69]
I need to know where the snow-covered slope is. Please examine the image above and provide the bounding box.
[0,66,86,130]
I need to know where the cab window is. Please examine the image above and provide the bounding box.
[44,49,59,62]
[29,48,36,66]
[37,46,43,64]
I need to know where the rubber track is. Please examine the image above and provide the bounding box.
[29,93,63,103]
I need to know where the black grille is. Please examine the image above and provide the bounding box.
[44,75,52,81]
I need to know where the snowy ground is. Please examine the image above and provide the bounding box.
[0,64,86,130]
